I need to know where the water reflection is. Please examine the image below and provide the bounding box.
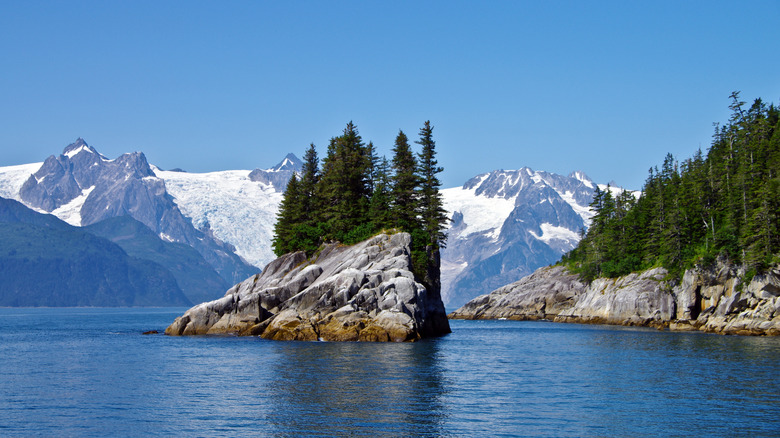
[3,310,779,437]
[560,323,780,436]
[262,340,447,436]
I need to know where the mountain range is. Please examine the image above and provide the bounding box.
[0,139,299,306]
[440,169,616,308]
[0,138,625,308]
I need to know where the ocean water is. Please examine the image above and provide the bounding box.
[1,308,779,437]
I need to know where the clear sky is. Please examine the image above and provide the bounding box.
[1,1,778,190]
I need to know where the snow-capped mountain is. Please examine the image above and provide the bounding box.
[0,139,302,284]
[247,153,303,191]
[5,139,259,286]
[0,137,634,310]
[441,167,616,308]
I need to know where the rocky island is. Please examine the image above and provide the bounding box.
[166,232,451,341]
[450,261,780,336]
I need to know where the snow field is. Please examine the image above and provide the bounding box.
[154,168,283,269]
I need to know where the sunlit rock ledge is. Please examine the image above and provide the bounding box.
[450,262,780,336]
[166,232,451,341]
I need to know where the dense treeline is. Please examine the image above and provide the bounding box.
[564,93,780,281]
[272,121,448,281]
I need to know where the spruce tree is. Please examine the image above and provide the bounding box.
[293,143,322,253]
[299,143,320,216]
[416,120,448,250]
[390,130,420,233]
[369,156,392,230]
[317,122,372,243]
[272,174,303,256]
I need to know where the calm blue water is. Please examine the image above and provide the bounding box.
[1,308,779,437]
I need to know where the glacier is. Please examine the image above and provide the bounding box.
[153,167,284,269]
[0,162,42,201]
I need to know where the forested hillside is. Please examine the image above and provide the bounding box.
[564,93,780,281]
[272,121,447,284]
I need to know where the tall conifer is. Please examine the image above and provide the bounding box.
[416,120,448,249]
[390,130,420,233]
[272,174,303,256]
[317,122,372,242]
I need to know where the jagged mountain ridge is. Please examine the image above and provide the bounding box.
[247,153,303,191]
[441,167,616,308]
[16,139,258,285]
[0,138,629,310]
[0,139,303,286]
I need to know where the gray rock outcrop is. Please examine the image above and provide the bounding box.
[451,261,780,336]
[670,263,780,335]
[447,265,586,320]
[166,232,451,342]
[553,268,675,328]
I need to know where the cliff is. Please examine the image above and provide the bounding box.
[450,261,780,336]
[166,232,451,341]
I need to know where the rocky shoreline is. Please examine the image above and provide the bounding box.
[449,262,780,336]
[166,232,451,342]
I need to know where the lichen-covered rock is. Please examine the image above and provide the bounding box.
[448,265,586,320]
[671,263,780,336]
[554,268,675,328]
[451,261,780,336]
[166,232,451,341]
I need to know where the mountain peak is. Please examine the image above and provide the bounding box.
[62,138,99,159]
[568,171,594,188]
[271,153,302,172]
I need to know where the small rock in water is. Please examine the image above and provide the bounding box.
[142,330,159,335]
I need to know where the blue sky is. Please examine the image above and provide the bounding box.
[1,1,778,190]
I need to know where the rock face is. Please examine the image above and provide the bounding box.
[451,261,780,336]
[166,233,451,342]
[554,268,676,328]
[670,263,780,336]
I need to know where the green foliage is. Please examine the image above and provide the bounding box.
[566,93,780,281]
[271,121,448,287]
[390,130,420,233]
[416,120,449,250]
[272,173,303,256]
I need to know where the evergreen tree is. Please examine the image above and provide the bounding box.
[390,130,420,233]
[368,156,392,230]
[299,143,320,215]
[416,120,448,250]
[564,93,780,281]
[290,143,322,253]
[318,122,373,242]
[366,141,379,193]
[272,174,303,256]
